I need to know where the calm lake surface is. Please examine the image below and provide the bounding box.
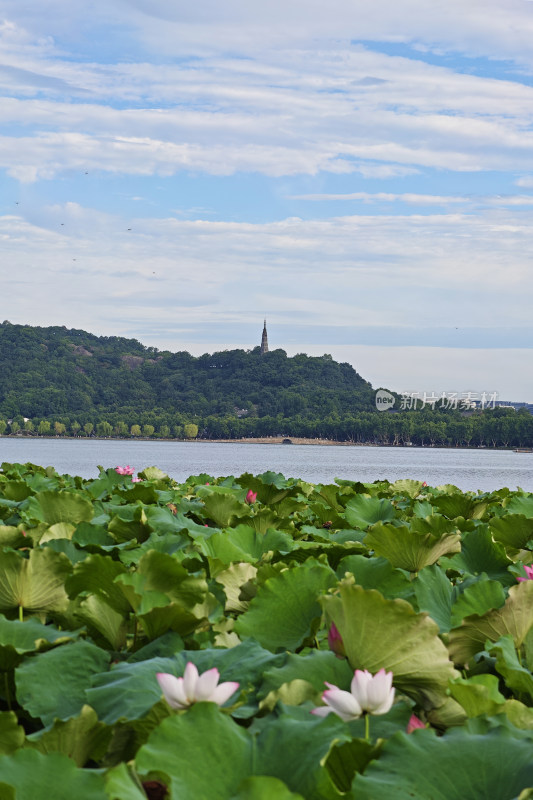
[1,438,532,493]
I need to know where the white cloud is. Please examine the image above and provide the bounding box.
[2,203,533,336]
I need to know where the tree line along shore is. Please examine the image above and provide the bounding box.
[1,407,532,449]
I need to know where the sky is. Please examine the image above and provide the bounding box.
[1,0,533,401]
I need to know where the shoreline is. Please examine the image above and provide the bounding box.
[0,434,523,451]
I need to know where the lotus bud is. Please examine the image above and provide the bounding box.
[327,622,346,658]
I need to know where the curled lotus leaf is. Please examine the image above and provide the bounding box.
[0,547,71,615]
[364,522,461,572]
[448,581,533,666]
[321,579,459,710]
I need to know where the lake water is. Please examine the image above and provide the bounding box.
[1,438,532,493]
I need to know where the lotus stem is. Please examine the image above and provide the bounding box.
[364,713,370,742]
[18,604,23,622]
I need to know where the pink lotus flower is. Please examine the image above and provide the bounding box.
[245,489,257,504]
[115,465,135,475]
[407,713,426,733]
[517,565,533,582]
[156,663,239,710]
[312,669,395,721]
[327,622,346,658]
[422,481,428,487]
[132,477,142,483]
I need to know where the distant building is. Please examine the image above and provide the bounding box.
[260,319,269,354]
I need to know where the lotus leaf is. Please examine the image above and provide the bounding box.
[23,490,94,525]
[0,749,106,799]
[364,522,461,572]
[448,581,533,665]
[352,724,533,799]
[15,639,111,726]
[25,705,111,766]
[0,547,71,616]
[321,580,459,709]
[344,495,396,529]
[235,561,338,651]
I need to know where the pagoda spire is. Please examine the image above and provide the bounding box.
[260,319,269,354]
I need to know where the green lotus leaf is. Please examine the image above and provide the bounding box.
[26,705,111,767]
[216,563,258,613]
[142,505,195,537]
[413,500,437,517]
[258,650,353,703]
[325,738,380,794]
[74,594,129,650]
[321,580,459,709]
[231,776,304,800]
[450,578,506,628]
[136,703,251,799]
[65,553,130,612]
[505,495,533,518]
[108,506,151,543]
[414,565,453,632]
[431,493,487,520]
[448,674,507,717]
[0,749,106,799]
[0,547,71,615]
[71,522,115,548]
[2,480,32,502]
[0,712,24,755]
[137,702,349,800]
[104,762,148,800]
[201,492,251,527]
[237,471,293,504]
[40,522,76,543]
[364,522,461,572]
[352,725,533,799]
[448,581,533,666]
[119,483,159,505]
[0,613,79,655]
[441,527,513,584]
[336,555,413,600]
[235,561,338,651]
[138,466,169,482]
[23,490,94,525]
[391,479,424,498]
[448,674,533,730]
[490,515,533,550]
[0,526,26,548]
[115,550,207,612]
[15,639,111,726]
[488,635,533,700]
[344,495,396,529]
[252,712,351,800]
[198,525,293,565]
[137,602,204,639]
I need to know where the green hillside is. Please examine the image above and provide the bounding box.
[0,321,375,419]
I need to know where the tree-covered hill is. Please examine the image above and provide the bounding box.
[0,321,375,419]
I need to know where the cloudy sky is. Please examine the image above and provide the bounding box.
[1,0,533,401]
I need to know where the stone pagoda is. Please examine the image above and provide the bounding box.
[260,319,269,354]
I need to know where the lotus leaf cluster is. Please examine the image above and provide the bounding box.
[0,461,532,798]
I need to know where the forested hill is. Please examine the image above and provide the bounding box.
[0,322,375,419]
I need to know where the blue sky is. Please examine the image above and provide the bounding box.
[1,0,533,400]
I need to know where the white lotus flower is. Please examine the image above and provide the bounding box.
[311,668,395,721]
[156,663,239,710]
